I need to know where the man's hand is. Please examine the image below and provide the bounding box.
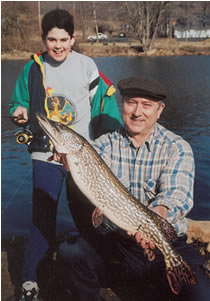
[12,106,28,124]
[151,205,168,220]
[127,231,156,250]
[127,205,168,251]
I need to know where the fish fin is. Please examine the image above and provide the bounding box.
[151,212,177,242]
[166,260,197,295]
[94,215,103,228]
[92,207,104,228]
[144,248,156,261]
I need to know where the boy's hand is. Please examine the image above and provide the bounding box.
[12,106,28,124]
[48,152,70,171]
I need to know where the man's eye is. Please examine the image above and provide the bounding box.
[127,100,136,105]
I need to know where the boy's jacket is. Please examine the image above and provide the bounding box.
[9,53,122,152]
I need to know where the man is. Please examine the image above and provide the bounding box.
[9,9,122,301]
[56,77,209,301]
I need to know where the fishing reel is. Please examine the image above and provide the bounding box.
[14,128,33,146]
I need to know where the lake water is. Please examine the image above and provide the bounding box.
[2,56,210,242]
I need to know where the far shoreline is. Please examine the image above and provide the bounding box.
[2,38,210,61]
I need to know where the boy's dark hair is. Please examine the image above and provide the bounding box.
[42,9,74,39]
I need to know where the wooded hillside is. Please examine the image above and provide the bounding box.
[2,1,210,55]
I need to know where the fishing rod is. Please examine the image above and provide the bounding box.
[1,168,31,217]
[2,118,33,217]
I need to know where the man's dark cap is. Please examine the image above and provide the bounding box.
[118,77,167,101]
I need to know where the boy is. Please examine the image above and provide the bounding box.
[9,9,122,301]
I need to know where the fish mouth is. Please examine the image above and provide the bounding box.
[36,113,55,137]
[36,113,64,148]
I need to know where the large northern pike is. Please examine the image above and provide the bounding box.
[36,113,196,295]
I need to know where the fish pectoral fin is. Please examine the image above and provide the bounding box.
[166,261,197,295]
[92,207,104,228]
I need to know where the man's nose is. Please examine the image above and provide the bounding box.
[133,103,142,116]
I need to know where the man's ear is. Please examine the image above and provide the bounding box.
[157,102,165,119]
[71,34,76,47]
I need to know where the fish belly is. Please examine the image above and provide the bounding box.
[66,153,146,234]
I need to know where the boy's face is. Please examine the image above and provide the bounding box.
[43,27,75,62]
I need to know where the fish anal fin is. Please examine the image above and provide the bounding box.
[166,261,197,295]
[166,267,181,295]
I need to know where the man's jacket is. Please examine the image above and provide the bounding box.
[9,53,123,153]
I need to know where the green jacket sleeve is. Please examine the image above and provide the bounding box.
[9,60,33,116]
[91,77,123,139]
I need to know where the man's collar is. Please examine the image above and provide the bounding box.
[120,125,160,152]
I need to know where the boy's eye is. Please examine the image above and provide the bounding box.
[47,38,69,42]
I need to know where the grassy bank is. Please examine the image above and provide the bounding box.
[2,38,210,60]
[78,38,210,57]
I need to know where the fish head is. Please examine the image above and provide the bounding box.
[36,113,83,154]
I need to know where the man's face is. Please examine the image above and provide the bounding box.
[122,96,165,138]
[43,27,75,62]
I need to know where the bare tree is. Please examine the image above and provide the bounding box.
[1,1,40,52]
[92,1,99,42]
[79,2,86,40]
[124,1,168,52]
[38,1,41,32]
[2,1,209,54]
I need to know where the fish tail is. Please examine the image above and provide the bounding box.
[166,258,197,295]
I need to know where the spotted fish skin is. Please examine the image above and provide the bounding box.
[36,113,197,295]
